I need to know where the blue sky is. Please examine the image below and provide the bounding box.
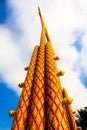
[0,0,7,24]
[0,0,87,129]
[0,1,19,129]
[0,82,19,130]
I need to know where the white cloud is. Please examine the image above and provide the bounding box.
[74,33,87,77]
[0,26,26,94]
[0,0,87,109]
[61,70,87,109]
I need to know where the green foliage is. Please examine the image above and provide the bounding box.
[75,107,87,130]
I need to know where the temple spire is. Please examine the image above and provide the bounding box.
[38,6,51,42]
[10,7,78,130]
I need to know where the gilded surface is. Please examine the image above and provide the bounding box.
[45,42,70,130]
[10,7,77,130]
[11,46,39,130]
[27,28,46,130]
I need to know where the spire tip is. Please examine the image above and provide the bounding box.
[38,6,40,12]
[38,6,41,17]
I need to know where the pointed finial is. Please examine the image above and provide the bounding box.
[38,6,44,27]
[38,6,51,41]
[38,6,41,17]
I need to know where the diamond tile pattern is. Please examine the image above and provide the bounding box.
[45,42,70,130]
[10,8,77,130]
[11,46,39,130]
[27,29,46,130]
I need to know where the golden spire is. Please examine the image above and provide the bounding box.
[26,9,46,129]
[10,7,77,130]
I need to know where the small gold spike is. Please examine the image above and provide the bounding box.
[24,66,29,71]
[72,111,76,114]
[77,126,82,130]
[18,82,24,88]
[9,110,16,117]
[57,70,65,76]
[63,88,68,97]
[54,56,60,60]
[62,97,73,105]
